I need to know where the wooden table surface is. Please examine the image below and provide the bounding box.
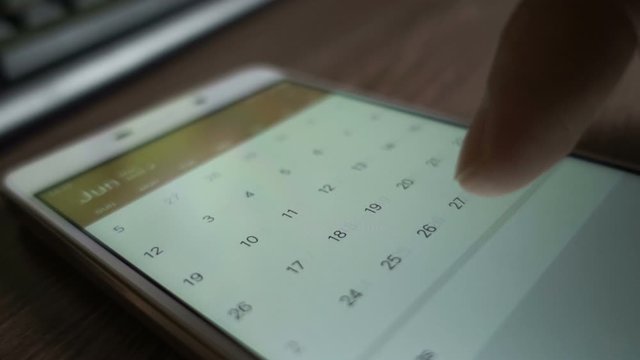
[1,0,638,358]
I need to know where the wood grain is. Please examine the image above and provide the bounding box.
[0,0,638,358]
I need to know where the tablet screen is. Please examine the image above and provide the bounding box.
[37,82,638,359]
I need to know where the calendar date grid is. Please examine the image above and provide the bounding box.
[87,96,483,360]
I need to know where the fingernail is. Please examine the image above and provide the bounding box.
[455,103,490,179]
[454,134,494,195]
[455,161,493,195]
[454,157,472,181]
[455,135,475,181]
[455,159,482,185]
[455,162,471,182]
[455,137,485,183]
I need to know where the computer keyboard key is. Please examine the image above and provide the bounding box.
[0,19,16,41]
[0,0,200,80]
[66,0,108,11]
[16,1,66,29]
[0,0,39,15]
[0,0,270,137]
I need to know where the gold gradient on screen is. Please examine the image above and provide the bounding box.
[39,83,326,227]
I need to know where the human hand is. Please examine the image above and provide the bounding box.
[455,0,639,195]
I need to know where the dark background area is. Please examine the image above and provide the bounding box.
[1,0,639,358]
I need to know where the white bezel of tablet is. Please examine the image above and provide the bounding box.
[3,66,286,359]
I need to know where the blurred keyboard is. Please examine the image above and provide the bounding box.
[0,0,269,136]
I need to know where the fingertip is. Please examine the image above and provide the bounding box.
[454,105,491,182]
[456,160,527,197]
[454,105,565,196]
